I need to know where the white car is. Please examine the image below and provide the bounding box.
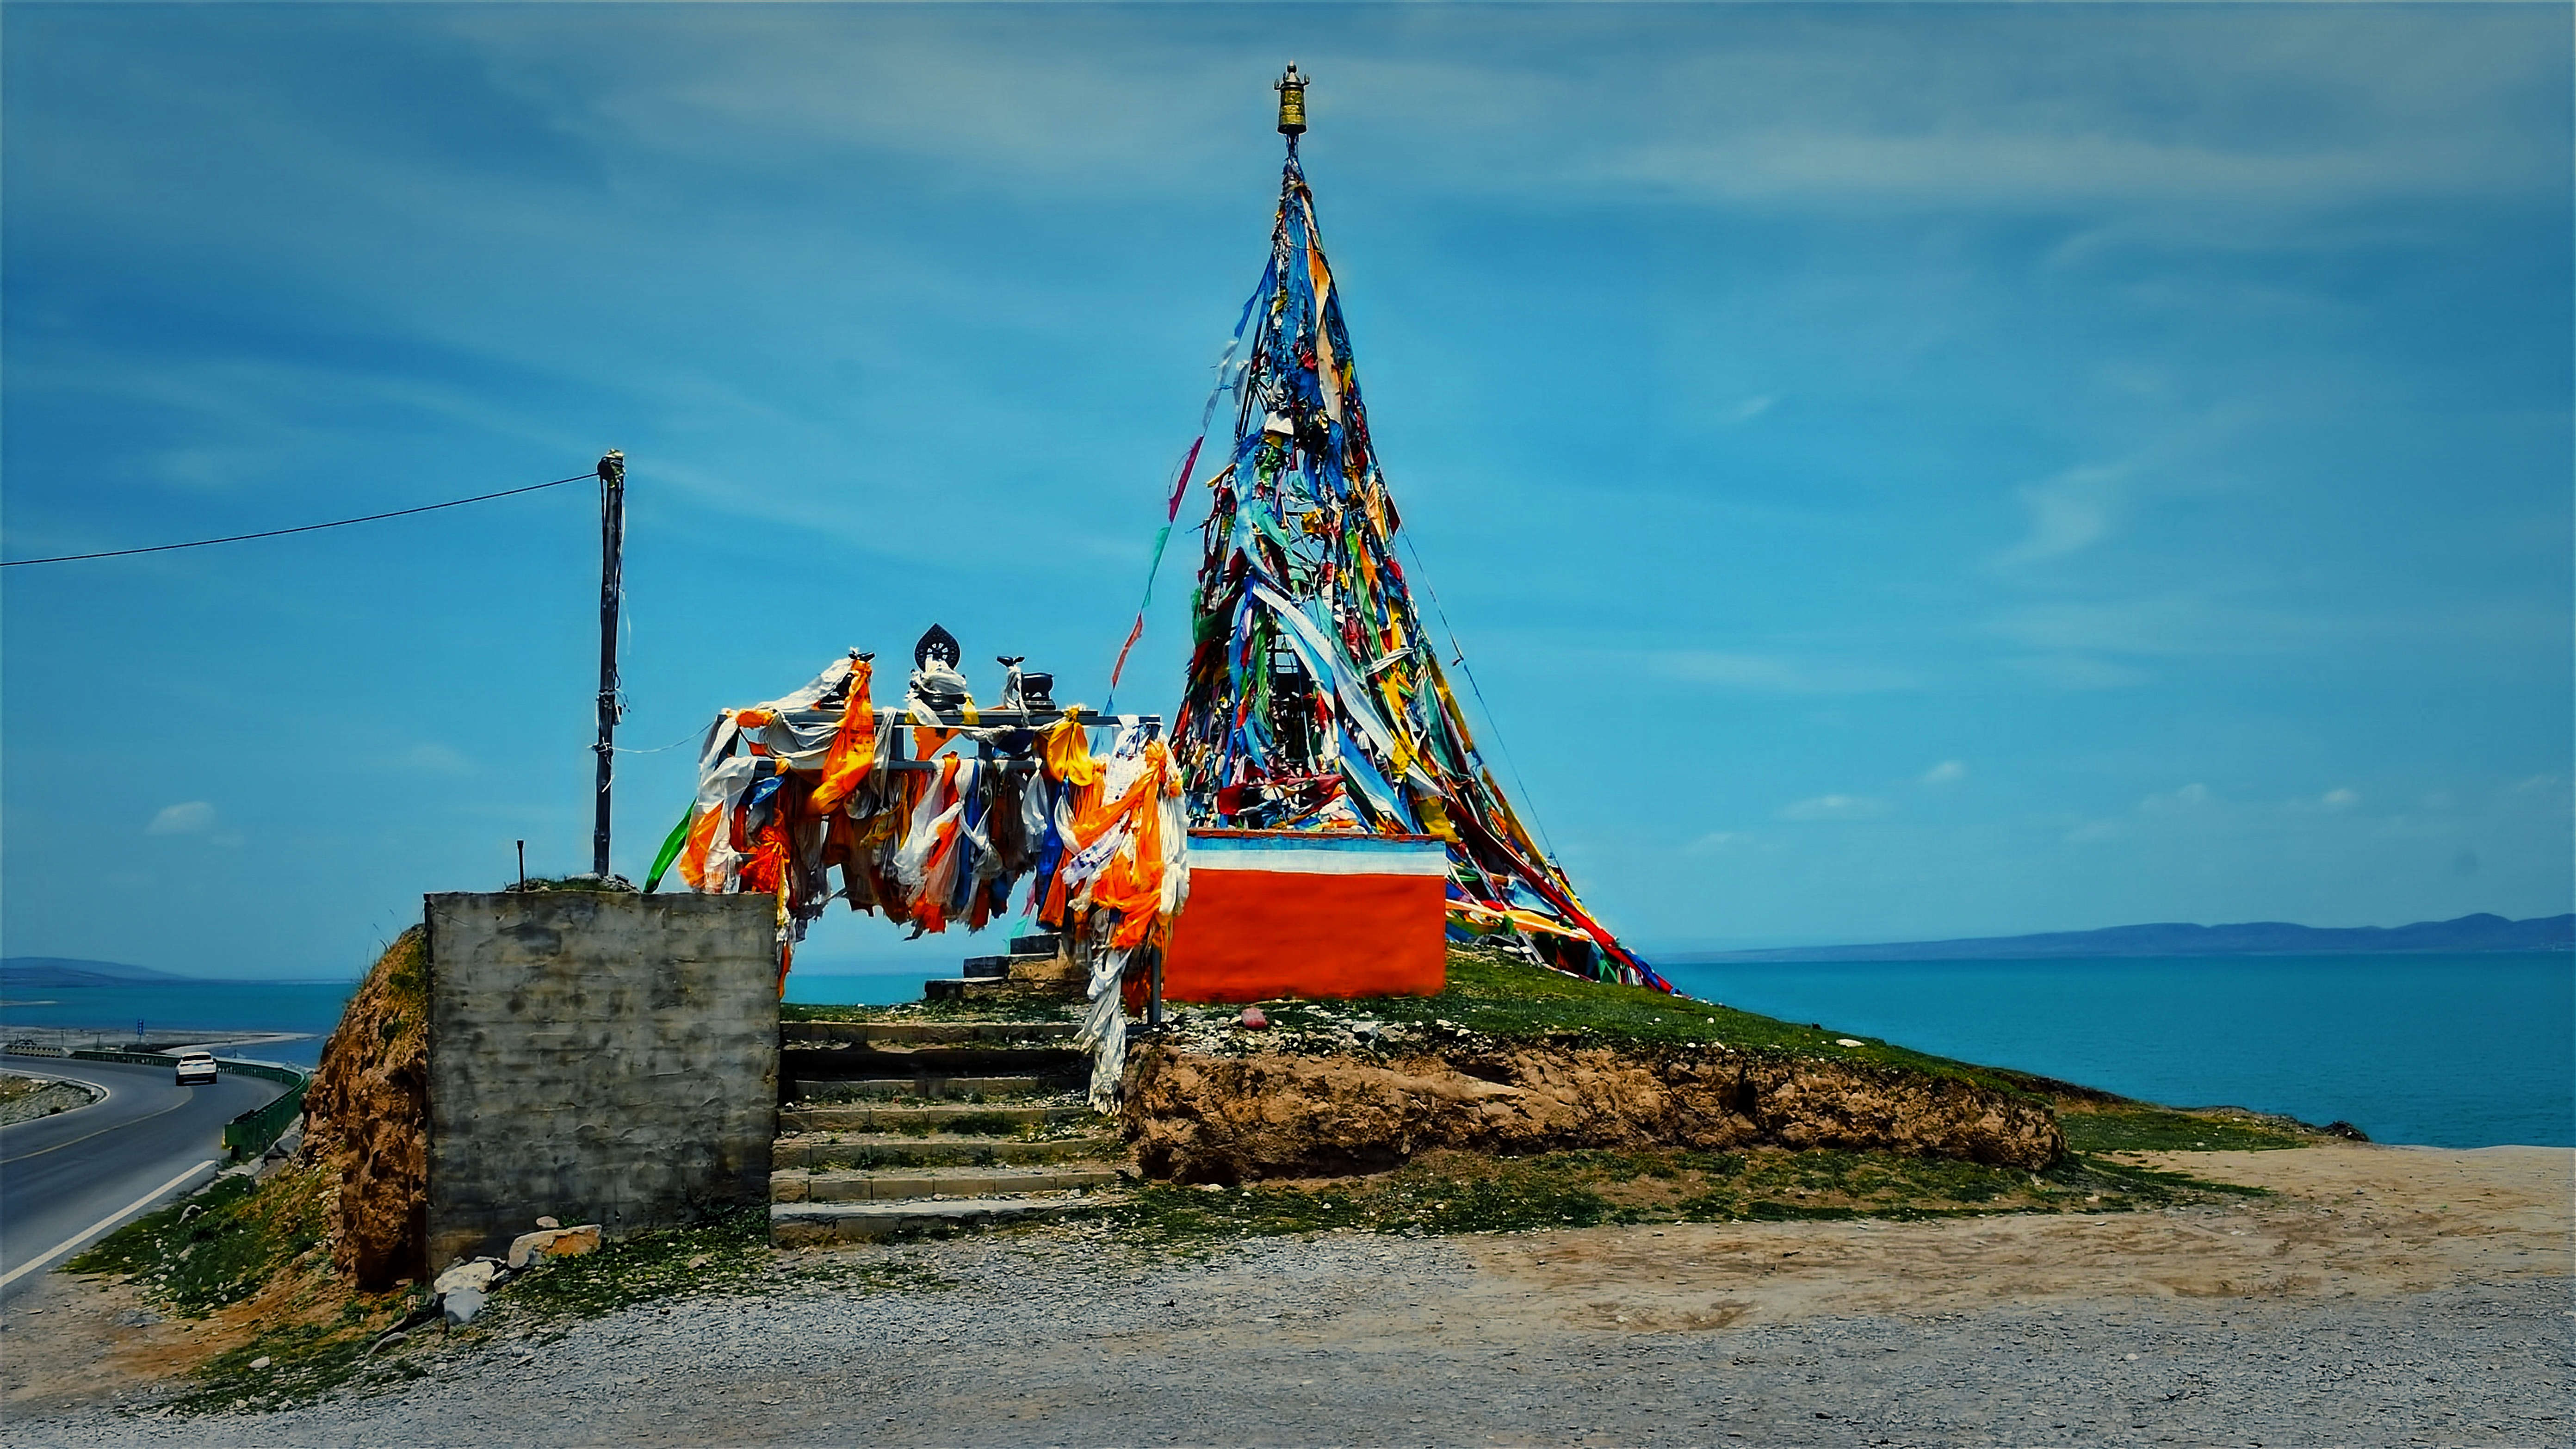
[173,1051,218,1086]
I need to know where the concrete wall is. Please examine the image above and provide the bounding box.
[423,891,779,1269]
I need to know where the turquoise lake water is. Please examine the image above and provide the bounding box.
[1655,952,2572,1150]
[0,981,359,1068]
[9,954,2566,1147]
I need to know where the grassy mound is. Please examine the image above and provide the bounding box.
[1099,1145,2265,1244]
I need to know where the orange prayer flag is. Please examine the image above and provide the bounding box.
[807,660,878,816]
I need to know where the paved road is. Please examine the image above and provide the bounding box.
[0,1057,282,1302]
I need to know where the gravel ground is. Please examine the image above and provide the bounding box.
[16,1223,2570,1449]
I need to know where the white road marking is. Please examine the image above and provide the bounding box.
[0,1073,207,1166]
[0,1158,219,1290]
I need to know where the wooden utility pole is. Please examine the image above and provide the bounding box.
[593,450,625,879]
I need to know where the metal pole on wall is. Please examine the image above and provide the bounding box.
[593,450,625,879]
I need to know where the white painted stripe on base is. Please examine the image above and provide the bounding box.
[0,1158,219,1291]
[1189,849,1450,878]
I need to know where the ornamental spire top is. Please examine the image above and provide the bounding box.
[1275,62,1308,136]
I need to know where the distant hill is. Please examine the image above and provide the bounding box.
[1673,913,2576,964]
[0,956,195,989]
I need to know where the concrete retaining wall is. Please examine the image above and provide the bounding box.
[423,891,779,1268]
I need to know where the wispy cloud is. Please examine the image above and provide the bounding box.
[1652,650,1916,696]
[1987,593,2329,659]
[2139,782,2213,815]
[1779,793,1893,822]
[2001,655,2153,691]
[397,743,474,775]
[146,801,216,836]
[1716,394,1777,426]
[1919,760,1967,786]
[1998,463,2127,565]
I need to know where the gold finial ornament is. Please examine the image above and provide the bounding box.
[1276,62,1308,136]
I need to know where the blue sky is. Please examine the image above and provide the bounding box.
[4,3,2568,981]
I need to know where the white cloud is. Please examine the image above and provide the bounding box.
[1688,830,1751,853]
[1987,593,2328,659]
[1652,650,1916,696]
[2320,787,2360,810]
[146,801,217,836]
[2139,782,2212,814]
[1919,760,1968,786]
[1716,394,1777,426]
[2001,655,2152,691]
[398,743,474,775]
[1779,793,1892,822]
[1998,463,2126,565]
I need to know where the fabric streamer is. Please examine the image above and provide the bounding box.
[664,652,1190,1099]
[1166,146,1663,991]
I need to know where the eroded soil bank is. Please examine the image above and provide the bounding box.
[299,928,429,1288]
[1122,1040,2064,1182]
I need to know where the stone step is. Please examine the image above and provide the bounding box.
[1008,934,1062,956]
[771,1195,1090,1248]
[779,1100,1093,1133]
[780,1041,1085,1080]
[772,1131,1124,1171]
[961,950,1062,979]
[780,1021,1079,1046]
[787,1074,1056,1102]
[770,1163,1125,1204]
[924,978,1020,1003]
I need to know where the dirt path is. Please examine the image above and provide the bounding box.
[1456,1145,2572,1332]
[8,1144,2570,1447]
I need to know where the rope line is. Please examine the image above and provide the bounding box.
[611,726,702,756]
[1,472,596,567]
[1399,530,1563,866]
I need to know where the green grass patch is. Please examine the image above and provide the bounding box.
[1236,943,2043,1097]
[160,1296,419,1416]
[491,1206,776,1320]
[2061,1105,2313,1154]
[67,1169,328,1317]
[932,1111,1033,1137]
[66,1166,427,1414]
[1088,1144,2262,1245]
[477,1205,952,1329]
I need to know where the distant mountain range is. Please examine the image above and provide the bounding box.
[0,957,196,989]
[12,914,2570,983]
[1672,913,2575,964]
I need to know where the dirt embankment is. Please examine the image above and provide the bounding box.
[1123,1040,2063,1183]
[300,927,429,1288]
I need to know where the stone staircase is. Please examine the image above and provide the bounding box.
[769,1014,1126,1247]
[922,930,1079,1003]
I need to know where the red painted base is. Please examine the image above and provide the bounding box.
[1153,867,1448,1003]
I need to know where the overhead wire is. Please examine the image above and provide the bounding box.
[0,471,597,567]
